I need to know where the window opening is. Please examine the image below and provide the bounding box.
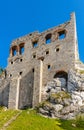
[33,54,36,58]
[56,48,59,52]
[11,46,18,56]
[19,72,22,75]
[32,68,34,72]
[20,46,24,54]
[9,74,12,77]
[13,49,17,56]
[46,34,52,44]
[58,30,66,40]
[20,59,23,62]
[33,41,38,48]
[46,50,49,55]
[48,65,51,70]
[11,61,13,64]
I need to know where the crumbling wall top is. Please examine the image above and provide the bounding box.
[10,13,75,47]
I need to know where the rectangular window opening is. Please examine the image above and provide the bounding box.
[33,41,38,48]
[48,65,51,70]
[46,50,49,55]
[32,68,34,72]
[33,54,36,58]
[19,71,22,75]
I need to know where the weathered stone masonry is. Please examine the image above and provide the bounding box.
[0,12,81,109]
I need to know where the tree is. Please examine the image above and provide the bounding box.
[0,67,3,75]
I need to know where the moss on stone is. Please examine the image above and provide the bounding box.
[50,91,71,100]
[79,70,84,74]
[38,101,51,108]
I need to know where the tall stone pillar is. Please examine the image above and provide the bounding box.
[33,60,43,107]
[8,77,21,109]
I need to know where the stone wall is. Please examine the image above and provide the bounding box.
[0,75,10,107]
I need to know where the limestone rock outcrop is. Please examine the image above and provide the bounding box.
[37,69,84,119]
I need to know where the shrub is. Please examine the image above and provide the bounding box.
[74,113,84,128]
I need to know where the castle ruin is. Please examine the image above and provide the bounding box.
[0,13,83,110]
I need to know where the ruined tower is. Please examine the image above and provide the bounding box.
[0,12,79,109]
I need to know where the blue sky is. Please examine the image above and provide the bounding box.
[0,0,84,68]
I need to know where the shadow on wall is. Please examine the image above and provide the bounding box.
[18,69,34,109]
[0,81,10,107]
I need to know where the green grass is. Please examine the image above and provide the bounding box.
[7,109,84,130]
[0,107,84,130]
[0,107,19,129]
[7,110,62,130]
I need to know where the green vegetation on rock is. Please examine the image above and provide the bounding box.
[79,70,84,74]
[37,101,52,108]
[50,91,71,100]
[0,67,3,75]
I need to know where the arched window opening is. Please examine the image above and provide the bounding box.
[19,43,25,55]
[20,46,24,54]
[54,71,68,88]
[12,46,18,56]
[54,71,68,80]
[45,34,52,44]
[58,30,66,40]
[13,49,17,56]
